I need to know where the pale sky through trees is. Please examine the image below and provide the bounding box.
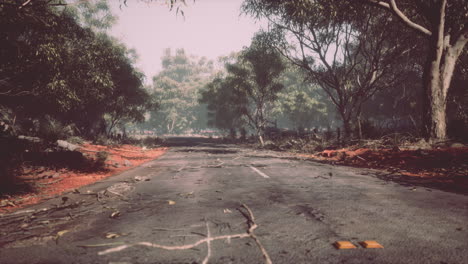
[109,0,265,82]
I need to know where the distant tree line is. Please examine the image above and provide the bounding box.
[142,48,212,134]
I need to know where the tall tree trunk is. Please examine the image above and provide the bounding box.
[428,48,465,140]
[424,0,467,141]
[357,114,363,140]
[257,128,265,146]
[338,109,352,139]
[343,120,352,141]
[426,64,447,140]
[366,0,467,141]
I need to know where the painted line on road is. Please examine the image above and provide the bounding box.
[248,165,270,179]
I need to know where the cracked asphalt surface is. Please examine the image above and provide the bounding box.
[0,137,467,264]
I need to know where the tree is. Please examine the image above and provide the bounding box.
[272,66,334,132]
[243,0,415,138]
[202,33,286,145]
[352,0,467,140]
[0,0,151,138]
[148,48,213,134]
[200,75,248,134]
[102,45,155,135]
[234,34,286,145]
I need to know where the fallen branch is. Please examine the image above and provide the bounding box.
[97,204,272,264]
[38,178,63,186]
[152,227,186,232]
[356,155,367,161]
[78,242,125,248]
[202,221,212,264]
[98,228,250,253]
[239,204,273,264]
[203,161,225,168]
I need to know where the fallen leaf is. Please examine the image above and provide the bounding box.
[55,230,70,244]
[105,232,120,239]
[168,200,176,205]
[57,230,69,237]
[110,211,121,218]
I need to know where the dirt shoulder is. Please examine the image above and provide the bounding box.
[0,143,167,213]
[296,145,468,194]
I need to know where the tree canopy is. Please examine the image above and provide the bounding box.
[0,0,152,139]
[147,48,213,134]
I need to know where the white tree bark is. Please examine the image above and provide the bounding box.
[369,0,467,140]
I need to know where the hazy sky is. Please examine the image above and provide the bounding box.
[109,0,265,82]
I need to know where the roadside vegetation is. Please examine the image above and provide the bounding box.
[1,0,467,207]
[0,0,157,195]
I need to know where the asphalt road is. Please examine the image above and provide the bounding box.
[1,137,467,264]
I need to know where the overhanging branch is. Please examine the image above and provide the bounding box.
[367,0,432,36]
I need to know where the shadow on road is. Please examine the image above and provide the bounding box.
[174,148,239,154]
[375,172,468,195]
[160,137,238,148]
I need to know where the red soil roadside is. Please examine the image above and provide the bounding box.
[0,144,167,213]
[298,146,468,192]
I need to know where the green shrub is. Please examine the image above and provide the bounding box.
[38,116,72,143]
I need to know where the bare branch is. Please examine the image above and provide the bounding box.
[19,0,33,9]
[367,0,432,36]
[97,204,272,264]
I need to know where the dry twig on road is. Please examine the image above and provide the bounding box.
[97,204,272,264]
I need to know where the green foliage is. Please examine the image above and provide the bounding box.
[70,0,117,32]
[147,48,213,134]
[0,0,151,140]
[37,116,73,143]
[201,32,286,143]
[200,74,248,131]
[272,66,334,131]
[242,0,418,138]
